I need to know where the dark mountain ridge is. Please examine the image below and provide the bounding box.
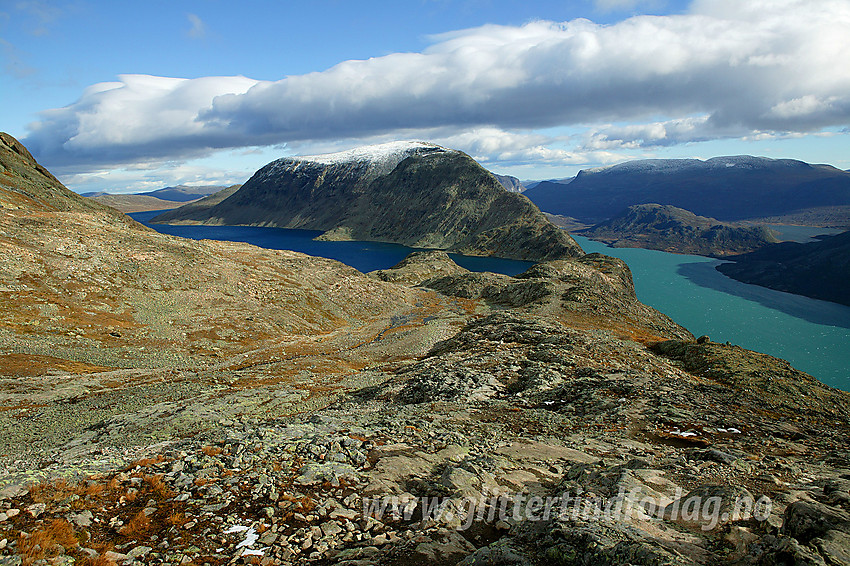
[523,155,850,224]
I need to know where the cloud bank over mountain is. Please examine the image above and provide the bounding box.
[23,0,850,172]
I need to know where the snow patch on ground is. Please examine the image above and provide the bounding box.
[225,525,262,553]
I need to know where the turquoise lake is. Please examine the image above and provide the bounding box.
[574,236,849,391]
[132,211,850,391]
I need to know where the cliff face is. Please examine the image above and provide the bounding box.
[492,173,525,192]
[582,203,779,257]
[153,141,582,262]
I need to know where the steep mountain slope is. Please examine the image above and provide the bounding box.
[153,142,582,261]
[582,203,779,256]
[717,230,850,306]
[0,132,128,219]
[523,156,850,223]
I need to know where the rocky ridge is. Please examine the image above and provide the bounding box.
[1,314,849,566]
[1,134,849,565]
[152,142,581,262]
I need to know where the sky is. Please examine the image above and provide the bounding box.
[2,0,849,194]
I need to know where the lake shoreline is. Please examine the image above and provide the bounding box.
[131,211,849,390]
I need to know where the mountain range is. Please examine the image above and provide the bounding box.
[82,185,226,202]
[523,156,850,225]
[82,185,231,213]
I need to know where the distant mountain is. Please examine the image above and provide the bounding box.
[153,141,582,262]
[492,173,525,193]
[744,206,850,228]
[139,185,226,202]
[152,185,242,220]
[523,177,574,190]
[88,194,187,213]
[581,204,779,257]
[523,156,850,224]
[717,231,850,306]
[81,185,229,213]
[542,213,592,232]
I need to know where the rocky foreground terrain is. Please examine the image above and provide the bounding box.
[1,133,850,565]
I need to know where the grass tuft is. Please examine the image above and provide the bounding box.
[119,510,151,537]
[17,518,78,565]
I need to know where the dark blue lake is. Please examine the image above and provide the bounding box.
[132,211,849,391]
[129,210,534,275]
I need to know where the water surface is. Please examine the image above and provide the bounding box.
[574,236,850,390]
[131,210,533,276]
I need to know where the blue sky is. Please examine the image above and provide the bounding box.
[2,0,848,193]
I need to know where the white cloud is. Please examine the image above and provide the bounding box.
[23,0,850,173]
[582,116,720,149]
[61,155,256,195]
[186,13,206,39]
[27,74,261,166]
[431,127,623,167]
